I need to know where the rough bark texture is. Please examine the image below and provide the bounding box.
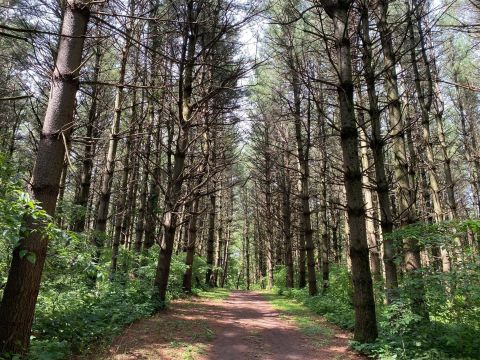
[320,0,378,342]
[0,1,90,353]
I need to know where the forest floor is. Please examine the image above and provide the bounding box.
[94,290,365,360]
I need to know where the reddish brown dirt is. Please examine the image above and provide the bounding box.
[96,291,365,360]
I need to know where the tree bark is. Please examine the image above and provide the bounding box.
[320,0,378,342]
[357,94,381,279]
[290,58,317,296]
[153,1,199,302]
[0,1,90,353]
[359,4,398,302]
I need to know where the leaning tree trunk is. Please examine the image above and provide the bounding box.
[320,0,378,342]
[153,131,189,301]
[0,1,90,353]
[454,73,480,216]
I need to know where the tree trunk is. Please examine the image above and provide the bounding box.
[244,188,251,290]
[376,0,427,316]
[206,190,216,286]
[357,96,381,279]
[153,6,198,301]
[183,198,200,292]
[72,30,101,233]
[111,112,136,276]
[134,131,151,254]
[321,0,378,342]
[281,157,294,288]
[265,151,275,289]
[92,7,133,272]
[319,120,330,289]
[214,182,224,287]
[290,61,317,296]
[0,1,90,353]
[360,4,398,302]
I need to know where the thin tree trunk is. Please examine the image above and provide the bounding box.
[265,151,275,289]
[111,114,136,276]
[244,188,251,290]
[92,6,133,272]
[153,0,201,302]
[290,63,317,296]
[319,120,330,289]
[183,198,200,292]
[360,4,398,302]
[214,181,224,287]
[73,28,101,233]
[134,133,151,254]
[206,189,216,286]
[357,96,381,279]
[281,159,294,288]
[376,0,427,316]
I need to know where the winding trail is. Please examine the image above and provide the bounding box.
[100,291,364,360]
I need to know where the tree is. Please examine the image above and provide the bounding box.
[0,0,92,352]
[317,0,378,342]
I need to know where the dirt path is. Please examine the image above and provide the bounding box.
[99,291,364,360]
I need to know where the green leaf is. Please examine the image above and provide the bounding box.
[26,252,37,264]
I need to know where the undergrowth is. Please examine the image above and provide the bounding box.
[270,264,480,360]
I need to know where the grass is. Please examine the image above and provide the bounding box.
[197,288,231,301]
[261,291,335,340]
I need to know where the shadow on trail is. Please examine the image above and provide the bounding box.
[101,291,362,360]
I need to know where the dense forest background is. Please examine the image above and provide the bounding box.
[1,0,480,359]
